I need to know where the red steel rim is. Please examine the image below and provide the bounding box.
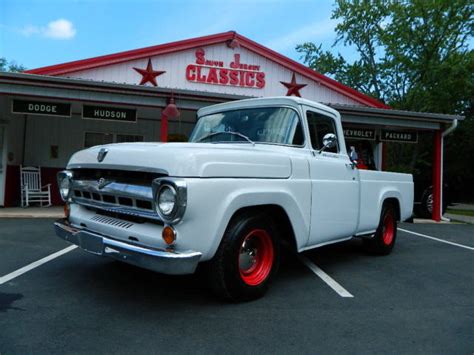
[239,229,274,286]
[382,210,395,245]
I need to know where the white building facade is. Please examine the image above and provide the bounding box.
[0,32,460,220]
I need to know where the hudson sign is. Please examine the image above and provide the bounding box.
[186,48,266,89]
[82,105,137,122]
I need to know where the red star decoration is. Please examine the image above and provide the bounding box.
[280,73,307,97]
[133,58,165,86]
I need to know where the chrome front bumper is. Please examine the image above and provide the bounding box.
[54,219,202,275]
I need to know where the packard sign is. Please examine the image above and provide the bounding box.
[343,128,376,140]
[186,48,266,89]
[381,129,418,143]
[12,99,71,117]
[83,105,137,122]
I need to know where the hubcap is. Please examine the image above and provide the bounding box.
[239,242,258,271]
[238,229,274,286]
[427,193,433,213]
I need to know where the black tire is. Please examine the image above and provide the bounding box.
[420,187,447,218]
[364,203,397,255]
[419,187,434,218]
[208,212,280,302]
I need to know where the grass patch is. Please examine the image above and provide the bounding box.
[446,209,474,217]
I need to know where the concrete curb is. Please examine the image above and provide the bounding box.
[412,218,454,224]
[444,213,473,224]
[0,207,63,219]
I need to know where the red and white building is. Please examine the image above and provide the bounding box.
[0,31,462,220]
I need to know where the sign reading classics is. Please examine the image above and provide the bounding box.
[12,99,71,117]
[83,105,137,122]
[186,48,266,89]
[343,127,376,140]
[381,129,418,143]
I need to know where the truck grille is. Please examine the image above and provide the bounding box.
[70,175,161,222]
[73,189,153,211]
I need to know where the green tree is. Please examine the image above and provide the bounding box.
[297,0,473,113]
[0,57,26,72]
[297,0,474,201]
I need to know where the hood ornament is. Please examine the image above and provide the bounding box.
[97,148,108,162]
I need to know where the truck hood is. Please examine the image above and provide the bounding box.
[67,142,292,178]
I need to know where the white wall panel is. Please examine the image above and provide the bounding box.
[21,111,161,168]
[64,43,362,106]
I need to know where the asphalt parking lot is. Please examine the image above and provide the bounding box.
[0,219,472,354]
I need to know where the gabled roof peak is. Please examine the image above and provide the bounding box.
[25,31,389,109]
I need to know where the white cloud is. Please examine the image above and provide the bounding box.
[265,18,338,52]
[44,19,76,39]
[20,19,76,40]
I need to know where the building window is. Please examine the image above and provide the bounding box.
[116,134,144,143]
[84,132,143,148]
[50,145,59,159]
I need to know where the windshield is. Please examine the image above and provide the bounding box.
[189,107,304,145]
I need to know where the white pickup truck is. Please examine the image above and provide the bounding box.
[55,97,413,301]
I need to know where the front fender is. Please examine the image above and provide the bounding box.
[177,178,311,260]
[216,189,310,253]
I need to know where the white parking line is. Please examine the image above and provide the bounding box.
[298,254,354,298]
[0,245,77,285]
[398,228,474,251]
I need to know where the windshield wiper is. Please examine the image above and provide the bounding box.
[196,131,255,145]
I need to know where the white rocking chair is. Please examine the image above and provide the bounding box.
[20,165,52,207]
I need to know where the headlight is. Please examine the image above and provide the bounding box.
[152,179,187,224]
[157,185,177,216]
[57,170,73,201]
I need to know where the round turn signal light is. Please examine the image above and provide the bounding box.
[162,226,176,245]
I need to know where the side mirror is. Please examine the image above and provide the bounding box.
[319,133,337,154]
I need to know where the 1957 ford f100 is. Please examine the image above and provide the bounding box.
[54,97,413,301]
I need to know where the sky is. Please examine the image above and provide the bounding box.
[0,0,350,70]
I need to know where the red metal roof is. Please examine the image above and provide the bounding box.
[25,31,390,109]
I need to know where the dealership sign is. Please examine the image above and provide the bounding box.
[343,128,376,140]
[83,105,137,122]
[381,129,418,143]
[186,48,266,89]
[12,99,71,117]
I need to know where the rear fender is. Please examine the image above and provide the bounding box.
[378,189,403,220]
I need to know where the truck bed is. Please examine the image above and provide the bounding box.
[358,170,414,233]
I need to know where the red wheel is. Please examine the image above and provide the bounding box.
[208,213,280,302]
[382,210,395,246]
[239,229,274,286]
[364,202,398,255]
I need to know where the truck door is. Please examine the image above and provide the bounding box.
[305,108,359,246]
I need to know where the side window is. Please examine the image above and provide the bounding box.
[306,111,339,153]
[291,119,305,146]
